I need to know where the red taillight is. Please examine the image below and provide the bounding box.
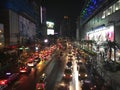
[0,80,7,85]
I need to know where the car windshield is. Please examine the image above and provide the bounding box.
[79,67,86,73]
[64,69,72,74]
[67,62,72,66]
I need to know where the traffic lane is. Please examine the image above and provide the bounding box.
[67,52,82,90]
[5,67,36,90]
[4,50,57,90]
[44,57,56,77]
[12,54,56,90]
[13,58,53,90]
[67,56,82,90]
[5,67,35,90]
[5,60,50,90]
[5,50,62,90]
[71,60,80,90]
[45,58,65,90]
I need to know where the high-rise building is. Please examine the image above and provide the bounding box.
[77,0,120,43]
[40,6,46,24]
[77,0,120,89]
[0,0,40,48]
[39,6,47,37]
[60,16,71,37]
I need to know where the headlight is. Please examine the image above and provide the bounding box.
[63,74,66,77]
[79,74,81,76]
[70,75,72,77]
[85,74,88,77]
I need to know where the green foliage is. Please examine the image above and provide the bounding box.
[83,48,97,56]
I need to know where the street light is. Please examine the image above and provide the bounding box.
[44,39,48,43]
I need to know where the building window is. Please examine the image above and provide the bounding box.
[106,6,112,16]
[113,3,116,12]
[102,0,120,19]
[115,0,120,11]
[102,11,106,19]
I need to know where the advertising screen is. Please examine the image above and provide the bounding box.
[19,15,36,39]
[47,29,54,35]
[46,21,54,28]
[86,25,114,44]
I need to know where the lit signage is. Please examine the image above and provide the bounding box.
[86,25,114,43]
[47,29,54,35]
[46,21,54,28]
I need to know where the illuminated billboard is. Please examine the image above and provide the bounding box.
[86,25,114,44]
[47,29,54,35]
[46,21,54,28]
[19,15,36,39]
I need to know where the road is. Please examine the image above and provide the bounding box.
[4,53,55,90]
[4,49,82,90]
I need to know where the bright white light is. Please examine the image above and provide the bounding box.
[47,29,54,35]
[115,7,119,10]
[0,43,2,45]
[44,39,48,43]
[46,21,54,28]
[35,47,38,50]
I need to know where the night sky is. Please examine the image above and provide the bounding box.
[41,0,84,33]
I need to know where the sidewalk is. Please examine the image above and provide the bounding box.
[94,53,120,90]
[75,44,120,90]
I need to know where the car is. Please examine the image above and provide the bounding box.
[36,83,45,90]
[82,80,97,90]
[19,65,31,74]
[54,81,69,90]
[27,61,37,67]
[34,58,41,63]
[60,51,63,56]
[68,52,73,57]
[63,69,72,81]
[39,73,47,81]
[68,56,73,61]
[0,75,8,90]
[77,60,83,70]
[36,73,47,90]
[77,60,83,65]
[66,61,73,70]
[78,65,88,80]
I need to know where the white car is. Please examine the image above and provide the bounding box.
[27,61,37,67]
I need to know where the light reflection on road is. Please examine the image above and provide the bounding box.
[69,55,82,90]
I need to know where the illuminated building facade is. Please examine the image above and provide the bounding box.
[0,0,40,48]
[77,0,120,89]
[78,0,120,43]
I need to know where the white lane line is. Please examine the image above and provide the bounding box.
[74,57,82,90]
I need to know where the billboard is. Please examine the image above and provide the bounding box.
[86,25,114,44]
[19,15,36,40]
[46,21,54,29]
[47,29,54,35]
